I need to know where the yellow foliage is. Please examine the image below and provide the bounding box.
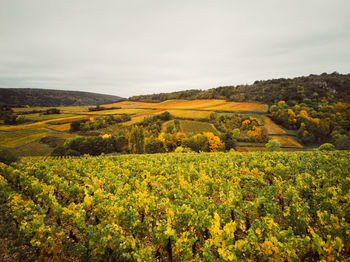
[203,132,225,152]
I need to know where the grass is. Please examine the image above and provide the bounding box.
[269,135,303,148]
[0,128,54,148]
[263,116,287,135]
[179,120,218,135]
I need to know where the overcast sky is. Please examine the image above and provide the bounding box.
[0,0,349,98]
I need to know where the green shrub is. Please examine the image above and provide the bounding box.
[318,143,335,151]
[0,149,18,165]
[265,139,280,151]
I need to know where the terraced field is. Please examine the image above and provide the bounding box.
[0,128,55,148]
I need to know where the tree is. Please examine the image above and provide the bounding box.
[145,137,165,153]
[0,149,18,165]
[265,139,280,151]
[220,132,237,151]
[129,126,145,154]
[203,132,225,152]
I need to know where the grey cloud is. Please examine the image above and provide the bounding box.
[0,0,349,97]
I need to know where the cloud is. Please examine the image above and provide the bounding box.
[0,0,349,97]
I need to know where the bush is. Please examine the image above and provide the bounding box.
[318,143,335,151]
[145,137,165,153]
[265,139,280,151]
[0,149,18,165]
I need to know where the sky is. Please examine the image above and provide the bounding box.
[0,0,349,98]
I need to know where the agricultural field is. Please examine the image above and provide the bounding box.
[179,120,218,135]
[269,135,303,148]
[205,102,268,112]
[103,99,268,113]
[12,142,53,156]
[22,113,75,122]
[85,108,147,115]
[0,151,349,261]
[262,116,287,135]
[167,109,212,119]
[46,123,71,132]
[0,128,55,148]
[1,99,309,156]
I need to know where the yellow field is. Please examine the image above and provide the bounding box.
[46,123,71,132]
[14,106,89,114]
[105,99,268,113]
[103,101,156,109]
[167,110,212,119]
[85,108,147,115]
[0,128,54,148]
[206,102,268,112]
[269,135,303,148]
[23,113,75,122]
[157,99,225,109]
[263,116,287,135]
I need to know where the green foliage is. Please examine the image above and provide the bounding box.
[265,139,281,151]
[129,73,350,104]
[1,151,349,261]
[318,143,335,151]
[53,134,128,156]
[0,149,18,165]
[43,108,60,115]
[271,98,350,145]
[219,132,237,151]
[129,126,145,154]
[144,137,165,154]
[70,114,131,132]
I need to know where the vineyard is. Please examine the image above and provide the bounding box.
[0,151,349,261]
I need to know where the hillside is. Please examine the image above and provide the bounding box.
[0,88,124,107]
[129,72,350,104]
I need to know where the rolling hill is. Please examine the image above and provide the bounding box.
[0,88,124,107]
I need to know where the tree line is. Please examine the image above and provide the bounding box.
[129,72,350,105]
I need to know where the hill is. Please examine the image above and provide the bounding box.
[0,88,124,107]
[129,72,350,104]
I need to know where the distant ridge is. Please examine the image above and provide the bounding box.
[129,72,350,104]
[0,88,124,107]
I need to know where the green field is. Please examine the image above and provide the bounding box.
[0,128,55,148]
[23,113,75,122]
[0,151,349,261]
[179,120,218,135]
